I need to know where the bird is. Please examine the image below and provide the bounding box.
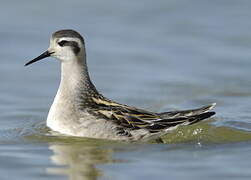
[25,29,216,142]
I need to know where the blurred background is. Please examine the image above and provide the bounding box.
[1,0,251,179]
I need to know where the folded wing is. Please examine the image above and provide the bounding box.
[90,97,216,133]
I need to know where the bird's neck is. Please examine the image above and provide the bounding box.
[58,54,99,102]
[47,54,100,131]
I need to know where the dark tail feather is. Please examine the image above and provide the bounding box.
[154,111,215,126]
[159,103,216,119]
[187,111,216,125]
[146,111,215,132]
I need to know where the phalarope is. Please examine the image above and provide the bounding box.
[25,29,216,141]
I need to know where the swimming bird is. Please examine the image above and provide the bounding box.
[25,29,216,142]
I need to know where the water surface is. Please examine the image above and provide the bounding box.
[1,0,251,179]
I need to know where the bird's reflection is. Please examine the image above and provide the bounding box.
[47,139,117,180]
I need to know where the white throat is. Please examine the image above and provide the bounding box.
[46,54,94,133]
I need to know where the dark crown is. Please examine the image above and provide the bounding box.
[52,29,84,44]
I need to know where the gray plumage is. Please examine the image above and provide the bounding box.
[25,29,216,142]
[53,29,85,44]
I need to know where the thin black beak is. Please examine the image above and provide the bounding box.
[25,51,54,66]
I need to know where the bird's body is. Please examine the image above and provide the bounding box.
[26,29,216,141]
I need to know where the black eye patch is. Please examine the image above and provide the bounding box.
[58,40,68,47]
[57,40,80,54]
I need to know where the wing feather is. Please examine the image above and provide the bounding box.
[90,97,215,132]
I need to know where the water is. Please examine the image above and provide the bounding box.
[1,0,251,179]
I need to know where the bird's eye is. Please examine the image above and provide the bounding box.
[58,40,68,47]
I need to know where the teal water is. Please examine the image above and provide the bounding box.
[1,0,251,179]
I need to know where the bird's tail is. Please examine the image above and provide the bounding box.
[159,103,216,119]
[145,103,216,132]
[141,103,216,142]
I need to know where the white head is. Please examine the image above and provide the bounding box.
[25,29,86,66]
